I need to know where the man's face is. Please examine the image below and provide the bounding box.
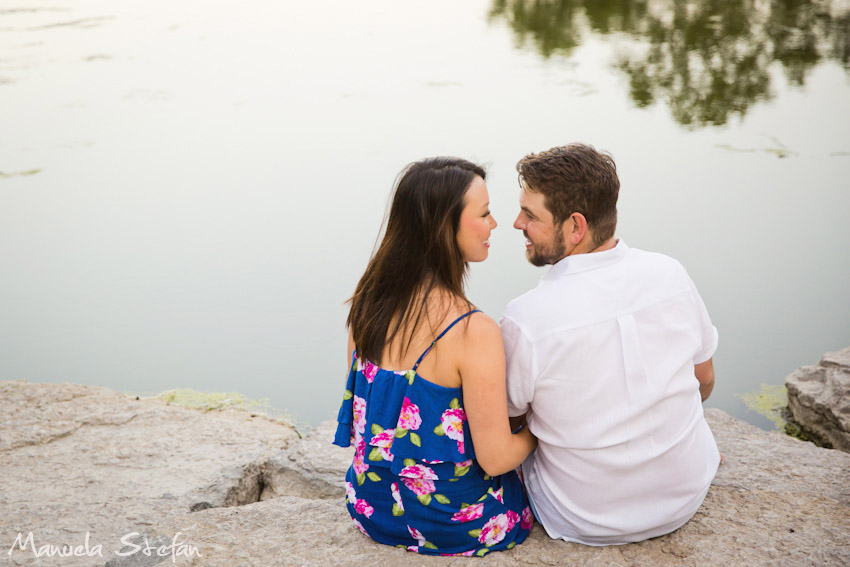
[513,189,567,266]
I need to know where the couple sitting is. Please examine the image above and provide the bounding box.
[332,144,720,556]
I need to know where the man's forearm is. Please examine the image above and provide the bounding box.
[695,359,715,402]
[698,378,714,401]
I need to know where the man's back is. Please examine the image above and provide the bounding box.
[502,240,720,545]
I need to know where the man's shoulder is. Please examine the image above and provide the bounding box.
[622,245,691,285]
[626,245,686,269]
[501,246,692,334]
[502,285,548,326]
[501,281,589,344]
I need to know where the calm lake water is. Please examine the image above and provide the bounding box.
[2,0,849,430]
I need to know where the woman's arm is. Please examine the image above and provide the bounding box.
[457,313,537,476]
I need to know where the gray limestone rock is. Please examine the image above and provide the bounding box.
[261,420,353,501]
[0,380,299,567]
[785,346,850,453]
[148,409,850,566]
[3,380,849,567]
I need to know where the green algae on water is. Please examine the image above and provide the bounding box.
[0,168,43,179]
[124,388,294,427]
[737,384,811,442]
[738,384,788,429]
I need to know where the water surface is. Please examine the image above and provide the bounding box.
[1,0,849,429]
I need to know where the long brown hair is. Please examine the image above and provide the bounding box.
[347,157,486,364]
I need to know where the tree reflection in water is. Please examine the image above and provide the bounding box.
[489,0,850,127]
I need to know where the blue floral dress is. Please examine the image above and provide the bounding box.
[333,310,532,557]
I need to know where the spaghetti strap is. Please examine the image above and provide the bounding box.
[412,309,481,371]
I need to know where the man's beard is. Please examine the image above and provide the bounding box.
[525,230,567,267]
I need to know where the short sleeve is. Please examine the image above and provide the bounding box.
[500,316,536,417]
[684,270,718,364]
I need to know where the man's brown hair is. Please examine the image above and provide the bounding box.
[517,143,619,246]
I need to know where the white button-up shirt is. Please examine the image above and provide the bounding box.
[501,239,720,545]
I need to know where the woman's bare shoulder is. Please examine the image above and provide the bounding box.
[433,305,500,350]
[463,310,502,345]
[421,293,501,348]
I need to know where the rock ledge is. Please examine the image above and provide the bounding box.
[785,346,850,452]
[2,380,849,567]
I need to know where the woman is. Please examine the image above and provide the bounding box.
[332,157,537,557]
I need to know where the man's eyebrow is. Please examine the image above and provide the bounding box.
[520,206,534,216]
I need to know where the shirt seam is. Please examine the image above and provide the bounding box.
[507,288,694,344]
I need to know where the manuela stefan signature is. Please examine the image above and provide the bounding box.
[7,531,201,562]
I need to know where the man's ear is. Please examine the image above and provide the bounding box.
[565,212,588,245]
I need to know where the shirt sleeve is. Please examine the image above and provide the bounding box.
[500,315,536,417]
[684,269,718,364]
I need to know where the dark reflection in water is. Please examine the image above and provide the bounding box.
[490,0,850,127]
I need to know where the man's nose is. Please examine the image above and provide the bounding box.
[513,215,524,230]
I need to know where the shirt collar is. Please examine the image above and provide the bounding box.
[542,238,629,281]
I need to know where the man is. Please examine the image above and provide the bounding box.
[501,144,720,546]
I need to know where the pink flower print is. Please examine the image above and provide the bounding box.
[506,510,520,529]
[399,464,438,480]
[370,428,395,462]
[391,482,404,512]
[353,439,369,475]
[359,359,378,383]
[352,395,367,438]
[451,502,484,523]
[441,408,466,438]
[371,428,395,446]
[397,397,422,431]
[354,498,374,518]
[345,481,357,504]
[407,526,427,547]
[401,477,436,496]
[478,511,519,546]
[440,407,466,453]
[455,459,472,468]
[488,486,504,503]
[352,518,368,536]
[441,550,475,557]
[521,506,534,530]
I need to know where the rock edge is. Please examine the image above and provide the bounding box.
[2,379,849,567]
